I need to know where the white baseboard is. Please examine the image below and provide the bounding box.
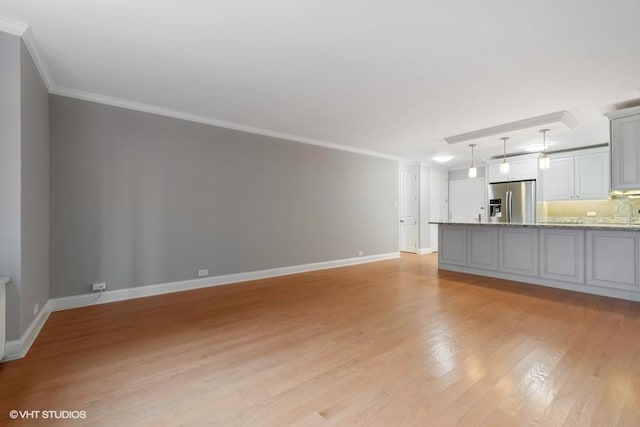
[418,247,434,255]
[3,300,53,362]
[2,252,399,362]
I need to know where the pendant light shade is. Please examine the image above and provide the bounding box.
[539,129,551,170]
[499,137,510,175]
[468,144,477,178]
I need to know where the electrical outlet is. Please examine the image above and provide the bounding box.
[198,269,209,277]
[358,251,364,256]
[92,282,107,292]
[34,303,39,316]
[587,211,597,217]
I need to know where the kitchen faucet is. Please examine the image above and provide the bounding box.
[616,201,634,224]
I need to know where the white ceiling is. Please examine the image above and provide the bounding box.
[1,0,640,167]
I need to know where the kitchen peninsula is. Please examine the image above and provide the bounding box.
[430,221,640,302]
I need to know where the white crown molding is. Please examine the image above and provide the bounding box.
[604,105,640,120]
[51,86,401,161]
[21,26,54,91]
[2,15,398,161]
[445,110,578,144]
[2,252,400,362]
[0,16,55,91]
[0,16,28,36]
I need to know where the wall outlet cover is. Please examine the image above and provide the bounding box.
[586,211,597,216]
[92,282,107,292]
[34,303,39,316]
[358,251,364,256]
[198,269,209,277]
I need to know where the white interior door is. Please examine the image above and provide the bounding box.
[449,178,486,222]
[429,169,448,251]
[400,167,418,253]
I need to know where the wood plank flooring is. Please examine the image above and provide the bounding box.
[1,253,640,426]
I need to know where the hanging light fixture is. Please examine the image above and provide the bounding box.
[538,129,551,170]
[468,144,477,178]
[499,137,510,175]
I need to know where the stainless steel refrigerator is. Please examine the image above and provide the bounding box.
[488,180,536,223]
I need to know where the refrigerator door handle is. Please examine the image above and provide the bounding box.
[506,190,512,223]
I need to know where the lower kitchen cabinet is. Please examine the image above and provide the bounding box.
[435,223,640,301]
[467,226,498,270]
[539,228,585,284]
[499,227,538,276]
[438,225,467,266]
[586,230,640,290]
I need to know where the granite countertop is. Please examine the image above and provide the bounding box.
[429,221,640,231]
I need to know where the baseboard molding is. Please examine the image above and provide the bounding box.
[418,247,434,255]
[3,300,53,362]
[2,252,400,362]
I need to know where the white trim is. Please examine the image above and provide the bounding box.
[3,300,53,362]
[1,15,398,161]
[51,87,400,161]
[444,110,578,144]
[21,27,54,91]
[604,106,640,120]
[0,16,28,36]
[418,247,434,255]
[2,252,399,362]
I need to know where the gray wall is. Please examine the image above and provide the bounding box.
[50,96,399,298]
[0,33,22,340]
[19,40,50,333]
[0,34,50,340]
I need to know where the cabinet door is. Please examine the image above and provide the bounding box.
[611,114,640,190]
[439,225,467,266]
[586,230,640,290]
[510,158,538,181]
[467,226,498,270]
[541,156,574,201]
[499,227,538,276]
[540,228,585,284]
[488,163,505,183]
[574,151,609,200]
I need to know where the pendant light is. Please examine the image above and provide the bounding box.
[468,144,477,178]
[499,137,510,175]
[539,129,551,170]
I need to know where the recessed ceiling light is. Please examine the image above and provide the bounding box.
[432,155,453,163]
[523,142,551,152]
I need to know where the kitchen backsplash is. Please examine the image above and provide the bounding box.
[539,199,640,223]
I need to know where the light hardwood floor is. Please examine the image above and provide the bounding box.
[2,253,640,426]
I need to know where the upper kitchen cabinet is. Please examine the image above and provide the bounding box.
[606,107,640,191]
[541,147,609,201]
[487,155,538,183]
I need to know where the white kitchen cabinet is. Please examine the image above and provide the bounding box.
[467,226,498,270]
[488,157,538,183]
[607,108,640,191]
[586,230,640,290]
[438,225,467,266]
[541,156,574,200]
[499,227,538,276]
[539,228,585,284]
[541,148,609,201]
